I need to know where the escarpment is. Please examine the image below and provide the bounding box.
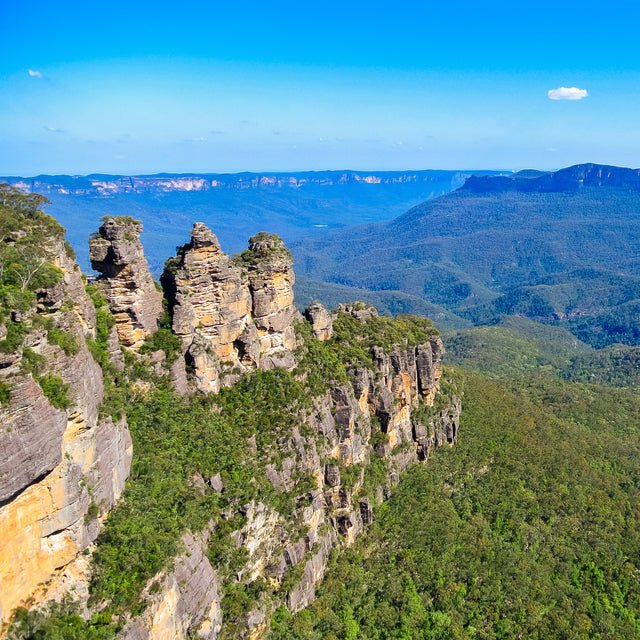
[0,209,132,627]
[89,216,163,349]
[2,203,461,640]
[113,301,460,639]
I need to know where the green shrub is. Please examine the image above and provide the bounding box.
[37,374,71,410]
[47,328,79,355]
[139,327,182,366]
[0,320,28,354]
[0,381,11,407]
[21,348,47,377]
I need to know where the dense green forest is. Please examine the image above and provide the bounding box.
[268,344,640,639]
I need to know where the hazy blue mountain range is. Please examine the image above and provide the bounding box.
[292,163,640,347]
[1,169,505,275]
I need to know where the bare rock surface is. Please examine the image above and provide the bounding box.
[90,217,163,349]
[161,224,299,393]
[304,301,333,341]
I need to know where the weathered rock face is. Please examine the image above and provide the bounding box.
[89,217,163,349]
[0,237,133,627]
[120,528,222,640]
[0,374,67,505]
[304,302,333,341]
[161,225,300,393]
[245,232,300,370]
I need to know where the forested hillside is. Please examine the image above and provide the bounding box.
[268,317,640,639]
[293,163,640,349]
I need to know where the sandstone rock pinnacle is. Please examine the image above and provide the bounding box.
[161,224,300,393]
[89,217,163,349]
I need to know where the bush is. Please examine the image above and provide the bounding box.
[37,374,71,410]
[47,328,79,356]
[0,381,11,406]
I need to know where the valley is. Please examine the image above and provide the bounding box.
[3,164,640,639]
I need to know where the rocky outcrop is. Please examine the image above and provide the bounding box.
[89,217,163,349]
[304,302,333,341]
[0,236,133,627]
[121,528,222,640]
[246,232,300,370]
[0,374,67,505]
[161,225,300,393]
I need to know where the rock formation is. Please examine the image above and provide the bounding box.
[245,232,300,369]
[0,235,132,627]
[304,301,333,341]
[1,212,461,640]
[89,217,163,349]
[161,224,300,393]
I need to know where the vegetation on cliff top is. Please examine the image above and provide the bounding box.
[0,185,76,409]
[0,184,64,319]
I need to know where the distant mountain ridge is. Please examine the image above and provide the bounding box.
[1,169,505,275]
[461,162,640,193]
[2,169,499,196]
[293,163,640,348]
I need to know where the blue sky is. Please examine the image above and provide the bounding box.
[1,0,639,175]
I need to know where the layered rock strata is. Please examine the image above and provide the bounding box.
[125,303,460,638]
[0,237,133,626]
[161,224,300,393]
[121,528,222,640]
[89,217,163,349]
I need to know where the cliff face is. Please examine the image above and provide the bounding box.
[5,170,474,196]
[0,235,132,626]
[161,225,300,393]
[89,217,163,349]
[118,302,460,639]
[1,210,461,640]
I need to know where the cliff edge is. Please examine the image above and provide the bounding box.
[0,187,132,627]
[1,202,461,640]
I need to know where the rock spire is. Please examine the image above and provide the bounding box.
[89,217,163,349]
[161,224,301,393]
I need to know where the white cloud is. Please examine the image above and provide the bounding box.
[44,126,64,133]
[548,87,588,100]
[28,69,43,78]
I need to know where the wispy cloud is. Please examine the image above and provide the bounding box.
[28,69,43,78]
[548,87,588,100]
[44,126,64,133]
